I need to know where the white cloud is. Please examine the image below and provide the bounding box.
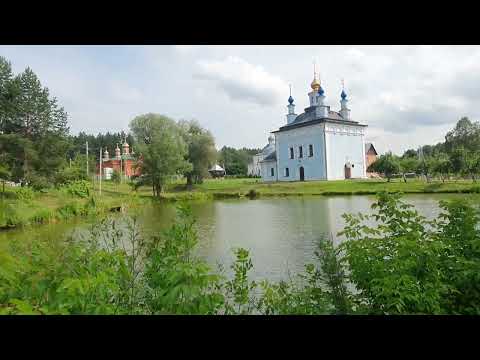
[194,56,288,106]
[345,47,366,61]
[173,45,198,54]
[109,81,143,103]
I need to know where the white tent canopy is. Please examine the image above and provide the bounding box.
[208,164,225,172]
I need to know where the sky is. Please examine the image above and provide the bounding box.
[1,45,479,155]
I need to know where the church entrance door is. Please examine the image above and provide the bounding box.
[345,164,351,179]
[299,166,305,181]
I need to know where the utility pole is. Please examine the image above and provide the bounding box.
[120,155,123,184]
[86,141,89,177]
[99,147,102,196]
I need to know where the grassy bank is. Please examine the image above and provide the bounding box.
[165,178,480,200]
[48,178,480,201]
[0,181,143,229]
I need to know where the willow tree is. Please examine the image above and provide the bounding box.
[129,113,192,197]
[178,119,217,186]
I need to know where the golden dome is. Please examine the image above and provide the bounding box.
[311,77,320,91]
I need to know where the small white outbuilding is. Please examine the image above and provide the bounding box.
[208,164,226,178]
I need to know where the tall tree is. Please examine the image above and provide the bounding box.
[369,152,400,182]
[445,117,480,154]
[14,67,68,139]
[0,57,20,134]
[399,157,419,182]
[432,156,451,182]
[449,147,467,179]
[465,151,480,182]
[0,59,70,187]
[129,113,192,197]
[178,120,217,186]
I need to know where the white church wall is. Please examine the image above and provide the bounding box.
[274,123,327,182]
[260,160,277,181]
[248,154,263,176]
[324,124,366,180]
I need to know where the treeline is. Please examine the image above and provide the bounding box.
[217,146,261,176]
[69,131,136,162]
[371,117,480,182]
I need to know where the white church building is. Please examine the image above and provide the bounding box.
[257,71,368,182]
[247,135,276,177]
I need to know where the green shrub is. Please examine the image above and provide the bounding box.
[247,189,258,199]
[27,174,51,191]
[64,180,91,198]
[144,205,225,314]
[56,201,84,220]
[0,203,26,227]
[15,187,34,201]
[470,185,480,193]
[110,170,121,184]
[31,208,54,224]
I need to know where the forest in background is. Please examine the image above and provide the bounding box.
[371,117,480,182]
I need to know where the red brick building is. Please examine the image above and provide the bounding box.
[96,141,142,179]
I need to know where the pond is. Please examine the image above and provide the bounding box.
[1,193,478,282]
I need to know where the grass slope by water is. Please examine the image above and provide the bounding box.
[0,182,140,229]
[167,178,480,199]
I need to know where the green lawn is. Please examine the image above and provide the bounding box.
[167,177,480,198]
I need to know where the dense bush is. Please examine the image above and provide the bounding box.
[15,187,34,201]
[339,192,480,314]
[26,174,51,191]
[110,170,121,184]
[0,203,25,227]
[63,180,91,198]
[31,208,54,225]
[247,189,258,199]
[56,201,85,220]
[144,205,225,314]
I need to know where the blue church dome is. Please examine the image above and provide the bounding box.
[318,87,325,96]
[288,95,294,104]
[341,89,347,99]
